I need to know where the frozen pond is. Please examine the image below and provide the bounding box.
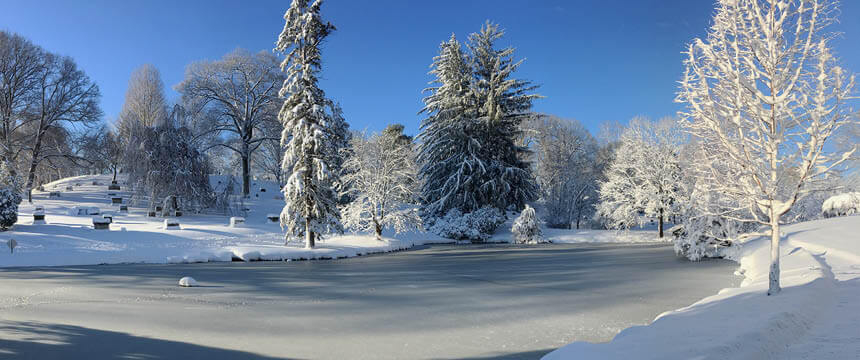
[0,243,739,359]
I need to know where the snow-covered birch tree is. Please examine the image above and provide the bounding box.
[677,0,857,295]
[597,117,686,238]
[275,0,343,248]
[340,130,420,239]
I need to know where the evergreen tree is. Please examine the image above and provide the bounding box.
[467,21,540,212]
[418,23,540,221]
[417,34,482,218]
[0,161,22,230]
[276,0,343,248]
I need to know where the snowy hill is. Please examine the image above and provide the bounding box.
[544,215,860,359]
[3,174,415,267]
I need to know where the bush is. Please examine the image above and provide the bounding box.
[673,215,746,261]
[0,188,21,230]
[0,162,22,230]
[512,205,544,244]
[429,206,505,242]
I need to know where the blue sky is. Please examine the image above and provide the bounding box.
[2,0,858,136]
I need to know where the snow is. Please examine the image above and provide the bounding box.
[178,276,197,287]
[543,215,860,359]
[0,175,666,268]
[822,192,860,218]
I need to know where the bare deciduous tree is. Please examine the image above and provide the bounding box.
[176,48,284,197]
[24,53,101,202]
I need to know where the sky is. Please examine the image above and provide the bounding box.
[1,0,859,137]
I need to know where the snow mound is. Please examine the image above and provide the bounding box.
[178,276,197,287]
[821,192,860,218]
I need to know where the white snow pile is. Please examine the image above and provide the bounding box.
[543,215,860,360]
[178,276,197,287]
[821,192,860,218]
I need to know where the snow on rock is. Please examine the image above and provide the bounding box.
[543,215,860,360]
[178,276,197,287]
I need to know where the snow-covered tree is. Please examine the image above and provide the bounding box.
[677,0,857,295]
[418,34,480,218]
[276,0,343,248]
[467,21,540,212]
[0,161,21,230]
[131,122,214,214]
[176,49,284,196]
[529,115,599,229]
[512,204,543,244]
[597,117,686,238]
[418,22,539,219]
[340,130,420,239]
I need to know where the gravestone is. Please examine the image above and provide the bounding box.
[92,217,110,230]
[163,219,180,230]
[229,216,245,227]
[33,207,45,222]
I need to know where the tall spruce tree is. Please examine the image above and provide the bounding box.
[418,23,540,220]
[418,34,482,217]
[275,0,342,248]
[467,21,540,212]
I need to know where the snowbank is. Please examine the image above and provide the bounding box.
[543,215,860,359]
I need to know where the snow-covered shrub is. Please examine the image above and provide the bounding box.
[429,206,505,242]
[821,192,860,218]
[673,215,749,261]
[512,205,544,244]
[0,162,22,230]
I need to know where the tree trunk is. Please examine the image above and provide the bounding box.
[241,152,251,197]
[24,131,44,203]
[658,208,664,238]
[112,166,118,182]
[305,220,315,249]
[768,216,781,296]
[374,219,383,240]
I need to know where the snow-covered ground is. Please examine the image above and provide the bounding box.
[2,174,664,267]
[544,215,860,359]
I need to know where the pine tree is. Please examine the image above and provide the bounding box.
[275,0,343,248]
[512,204,543,244]
[467,21,540,212]
[417,34,482,218]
